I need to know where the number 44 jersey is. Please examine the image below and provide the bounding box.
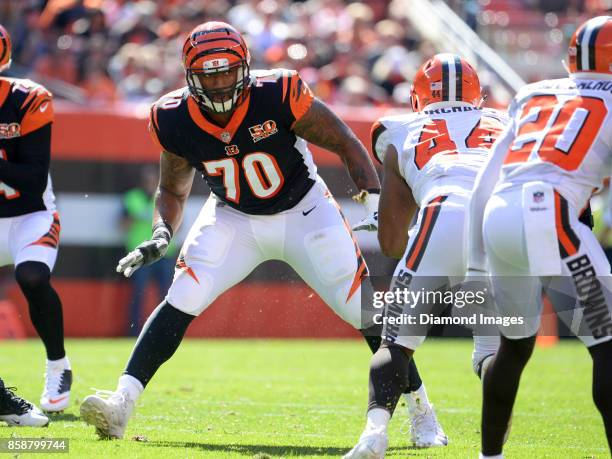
[372,104,509,207]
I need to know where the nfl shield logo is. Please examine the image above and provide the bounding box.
[220,132,231,143]
[533,191,544,203]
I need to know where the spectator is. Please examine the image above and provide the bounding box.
[4,0,539,108]
[121,165,177,337]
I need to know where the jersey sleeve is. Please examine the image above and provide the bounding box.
[148,99,180,156]
[17,81,54,136]
[148,103,167,152]
[280,70,314,126]
[370,121,389,164]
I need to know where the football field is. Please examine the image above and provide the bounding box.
[0,338,608,458]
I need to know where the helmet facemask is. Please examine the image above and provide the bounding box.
[185,56,250,114]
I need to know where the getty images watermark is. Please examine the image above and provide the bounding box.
[360,274,612,339]
[370,285,524,328]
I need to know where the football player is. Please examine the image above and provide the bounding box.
[0,25,72,413]
[79,21,443,441]
[345,54,506,458]
[0,377,49,427]
[468,16,612,457]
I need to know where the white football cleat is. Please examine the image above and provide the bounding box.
[80,390,135,439]
[343,428,388,459]
[0,379,49,427]
[40,360,72,412]
[408,404,448,448]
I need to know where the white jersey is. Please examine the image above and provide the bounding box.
[495,77,612,212]
[373,103,508,207]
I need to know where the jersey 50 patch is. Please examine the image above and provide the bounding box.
[249,120,278,143]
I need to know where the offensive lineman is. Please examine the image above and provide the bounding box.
[0,25,72,413]
[345,54,505,458]
[468,16,612,457]
[80,21,444,442]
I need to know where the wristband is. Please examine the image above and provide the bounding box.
[152,220,173,242]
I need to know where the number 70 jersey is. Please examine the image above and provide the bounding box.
[496,77,612,212]
[372,105,509,207]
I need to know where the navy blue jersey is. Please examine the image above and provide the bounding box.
[0,77,55,218]
[149,69,318,215]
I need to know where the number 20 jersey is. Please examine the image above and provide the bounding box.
[496,77,612,213]
[149,69,317,215]
[372,105,508,207]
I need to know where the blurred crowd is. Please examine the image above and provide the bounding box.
[0,0,609,108]
[0,0,433,107]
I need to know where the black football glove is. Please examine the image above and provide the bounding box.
[116,222,172,278]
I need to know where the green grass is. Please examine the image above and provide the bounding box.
[0,338,608,458]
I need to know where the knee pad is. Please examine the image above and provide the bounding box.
[166,266,213,316]
[15,261,51,293]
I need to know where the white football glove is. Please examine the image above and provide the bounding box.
[352,190,380,232]
[117,223,172,278]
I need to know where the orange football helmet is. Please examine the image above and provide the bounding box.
[410,54,481,112]
[182,21,251,114]
[568,16,612,75]
[0,24,11,73]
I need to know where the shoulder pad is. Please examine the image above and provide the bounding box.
[149,88,187,153]
[251,68,297,85]
[10,78,54,136]
[152,88,187,112]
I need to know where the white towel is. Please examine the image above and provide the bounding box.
[522,182,562,276]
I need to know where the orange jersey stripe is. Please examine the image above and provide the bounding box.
[288,74,314,123]
[28,212,61,249]
[0,79,10,107]
[554,192,580,258]
[346,259,367,303]
[187,92,251,143]
[176,256,200,284]
[405,196,446,271]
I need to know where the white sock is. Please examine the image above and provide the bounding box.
[479,453,503,459]
[364,408,390,434]
[405,383,430,413]
[47,356,70,370]
[116,374,144,402]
